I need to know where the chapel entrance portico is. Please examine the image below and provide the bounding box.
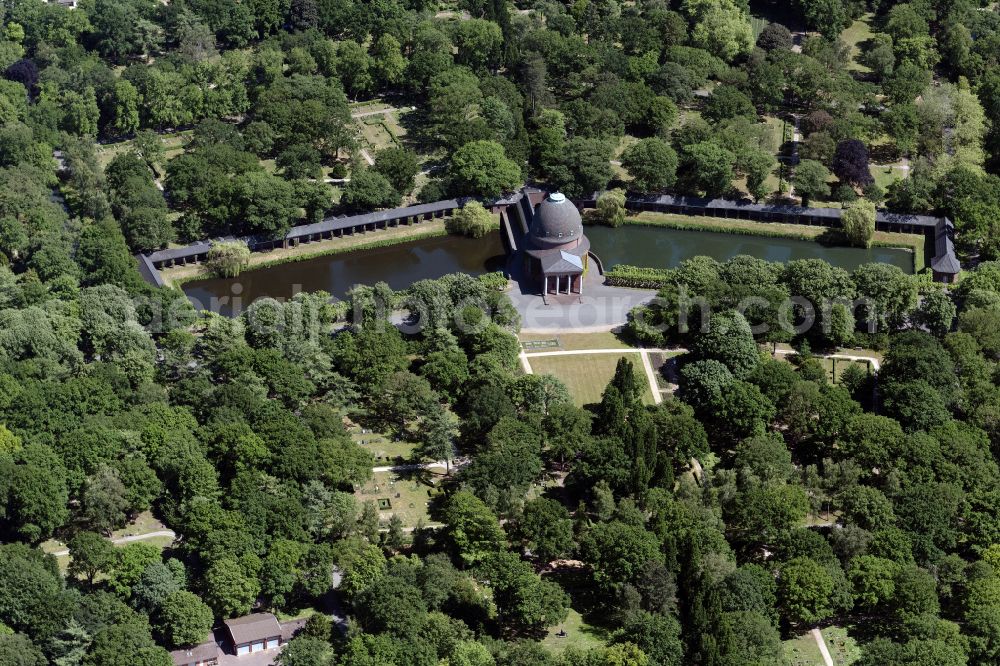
[544,273,582,296]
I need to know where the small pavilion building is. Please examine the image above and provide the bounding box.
[522,192,589,301]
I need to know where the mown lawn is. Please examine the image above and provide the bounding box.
[783,631,826,666]
[354,470,442,529]
[870,162,907,190]
[349,425,416,464]
[541,608,609,655]
[841,14,874,73]
[824,626,861,664]
[528,353,654,406]
[519,331,634,351]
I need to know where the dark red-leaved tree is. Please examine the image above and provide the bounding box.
[832,139,874,187]
[4,59,38,97]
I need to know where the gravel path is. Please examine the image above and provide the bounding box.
[49,530,177,557]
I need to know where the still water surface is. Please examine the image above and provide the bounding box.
[585,225,913,274]
[183,226,913,314]
[183,234,506,315]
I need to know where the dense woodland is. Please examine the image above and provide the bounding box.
[4,0,1000,663]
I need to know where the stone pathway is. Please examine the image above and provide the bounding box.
[788,113,802,201]
[351,108,394,119]
[812,628,835,666]
[772,347,881,370]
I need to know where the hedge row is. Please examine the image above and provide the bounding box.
[604,265,674,289]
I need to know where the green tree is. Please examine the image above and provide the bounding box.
[414,405,458,474]
[849,556,898,609]
[611,611,683,666]
[703,86,756,123]
[276,636,334,666]
[0,633,46,665]
[681,141,736,197]
[448,140,521,198]
[596,189,627,227]
[202,557,260,618]
[683,0,754,61]
[914,290,956,338]
[479,551,570,632]
[839,199,875,249]
[68,532,116,585]
[153,591,213,649]
[0,443,70,543]
[231,171,298,237]
[852,263,917,332]
[622,138,678,192]
[81,465,130,534]
[543,402,592,463]
[777,556,835,625]
[691,311,759,379]
[452,18,503,71]
[373,147,419,196]
[581,521,661,591]
[0,544,75,643]
[444,492,506,567]
[106,542,161,599]
[744,149,777,202]
[447,201,495,239]
[793,160,831,206]
[371,34,406,87]
[341,169,401,212]
[799,0,850,40]
[517,498,574,563]
[206,241,251,278]
[83,620,173,666]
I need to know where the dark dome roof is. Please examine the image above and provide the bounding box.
[530,193,583,248]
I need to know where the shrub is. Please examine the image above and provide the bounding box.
[604,265,674,289]
[478,271,508,291]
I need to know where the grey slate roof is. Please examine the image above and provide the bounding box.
[224,613,281,646]
[932,219,961,274]
[146,199,464,264]
[540,250,585,274]
[529,193,583,248]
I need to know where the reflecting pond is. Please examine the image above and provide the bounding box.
[584,225,914,274]
[182,225,914,315]
[183,233,506,315]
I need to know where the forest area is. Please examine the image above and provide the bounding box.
[3,0,1000,664]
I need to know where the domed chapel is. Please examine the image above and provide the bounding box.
[522,192,590,297]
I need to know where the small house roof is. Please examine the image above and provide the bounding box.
[169,639,218,665]
[224,613,281,646]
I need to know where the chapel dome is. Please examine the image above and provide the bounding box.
[530,193,583,248]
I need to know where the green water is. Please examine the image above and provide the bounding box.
[585,224,914,273]
[183,225,915,315]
